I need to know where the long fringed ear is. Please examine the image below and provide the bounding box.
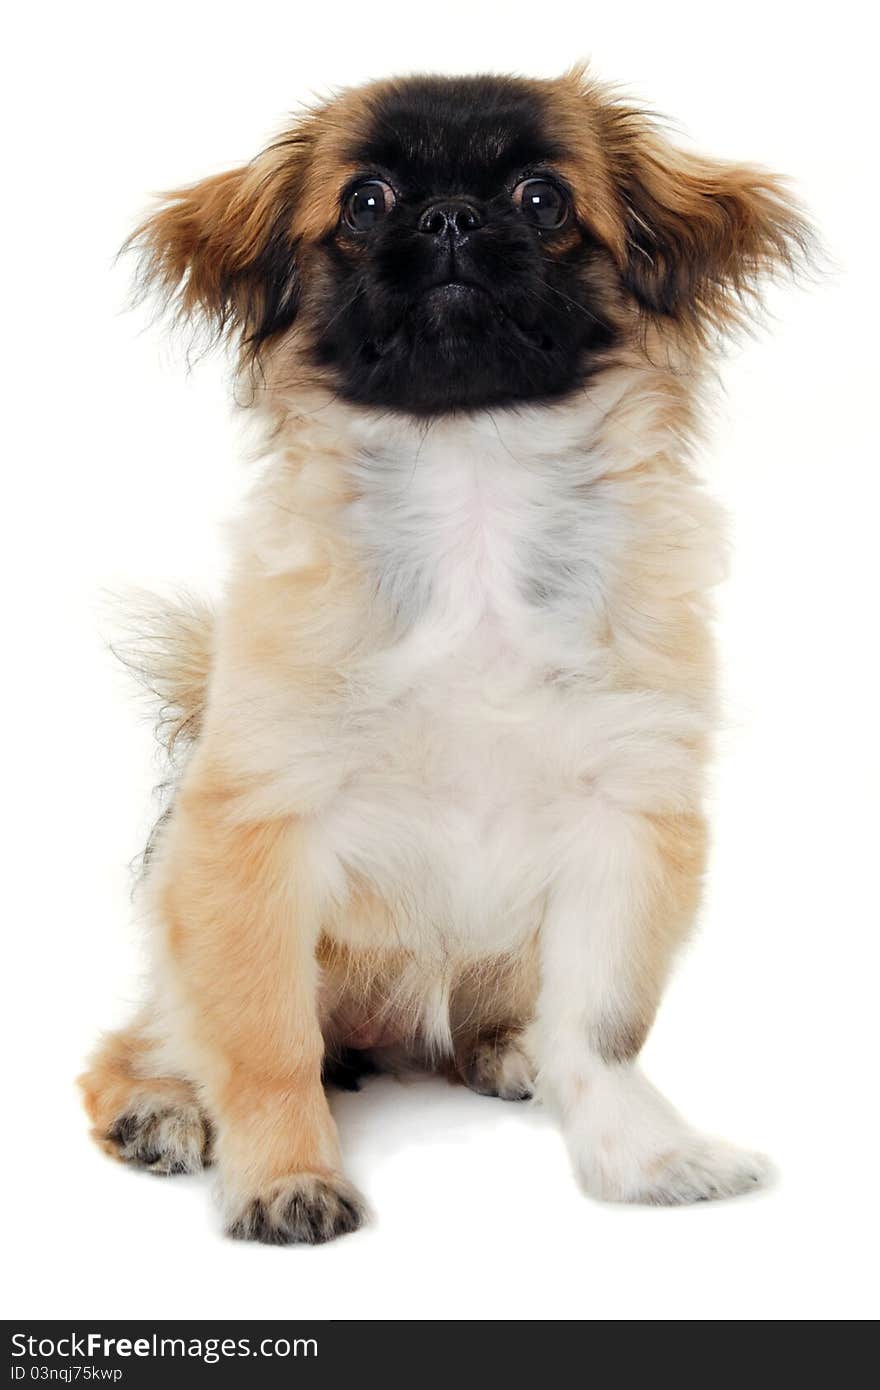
[127,141,308,362]
[599,107,813,339]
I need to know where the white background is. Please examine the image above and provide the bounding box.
[4,0,877,1322]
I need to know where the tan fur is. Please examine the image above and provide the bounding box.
[79,1024,205,1160]
[591,810,708,1064]
[553,67,810,341]
[156,780,343,1203]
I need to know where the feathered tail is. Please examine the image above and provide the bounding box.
[110,592,215,871]
[112,591,215,761]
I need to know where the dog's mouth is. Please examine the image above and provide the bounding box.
[420,279,491,305]
[366,284,561,361]
[426,277,488,292]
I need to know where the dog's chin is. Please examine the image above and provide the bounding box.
[351,339,556,416]
[340,343,578,415]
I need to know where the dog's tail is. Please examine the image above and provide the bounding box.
[111,590,215,762]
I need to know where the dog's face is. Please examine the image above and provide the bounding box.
[308,77,618,413]
[135,69,807,416]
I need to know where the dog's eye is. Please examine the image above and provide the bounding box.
[344,181,396,231]
[512,178,569,229]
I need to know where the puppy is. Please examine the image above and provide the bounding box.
[80,67,809,1243]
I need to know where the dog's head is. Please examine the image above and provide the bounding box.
[133,68,808,415]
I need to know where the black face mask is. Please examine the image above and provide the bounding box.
[306,76,619,416]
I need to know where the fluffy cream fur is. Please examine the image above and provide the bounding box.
[84,359,760,1229]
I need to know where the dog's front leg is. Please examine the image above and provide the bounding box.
[535,801,769,1204]
[154,775,364,1243]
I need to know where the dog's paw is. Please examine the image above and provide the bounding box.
[226,1173,366,1245]
[602,1136,772,1206]
[106,1101,212,1175]
[563,1065,771,1206]
[460,1035,534,1101]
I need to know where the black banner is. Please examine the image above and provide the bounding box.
[3,1321,552,1384]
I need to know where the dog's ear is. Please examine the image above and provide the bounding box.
[600,109,812,337]
[129,142,308,360]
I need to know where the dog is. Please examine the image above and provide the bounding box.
[80,66,809,1243]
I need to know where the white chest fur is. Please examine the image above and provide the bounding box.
[284,395,706,964]
[352,402,634,650]
[326,423,611,949]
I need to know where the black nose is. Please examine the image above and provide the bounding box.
[418,200,482,238]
